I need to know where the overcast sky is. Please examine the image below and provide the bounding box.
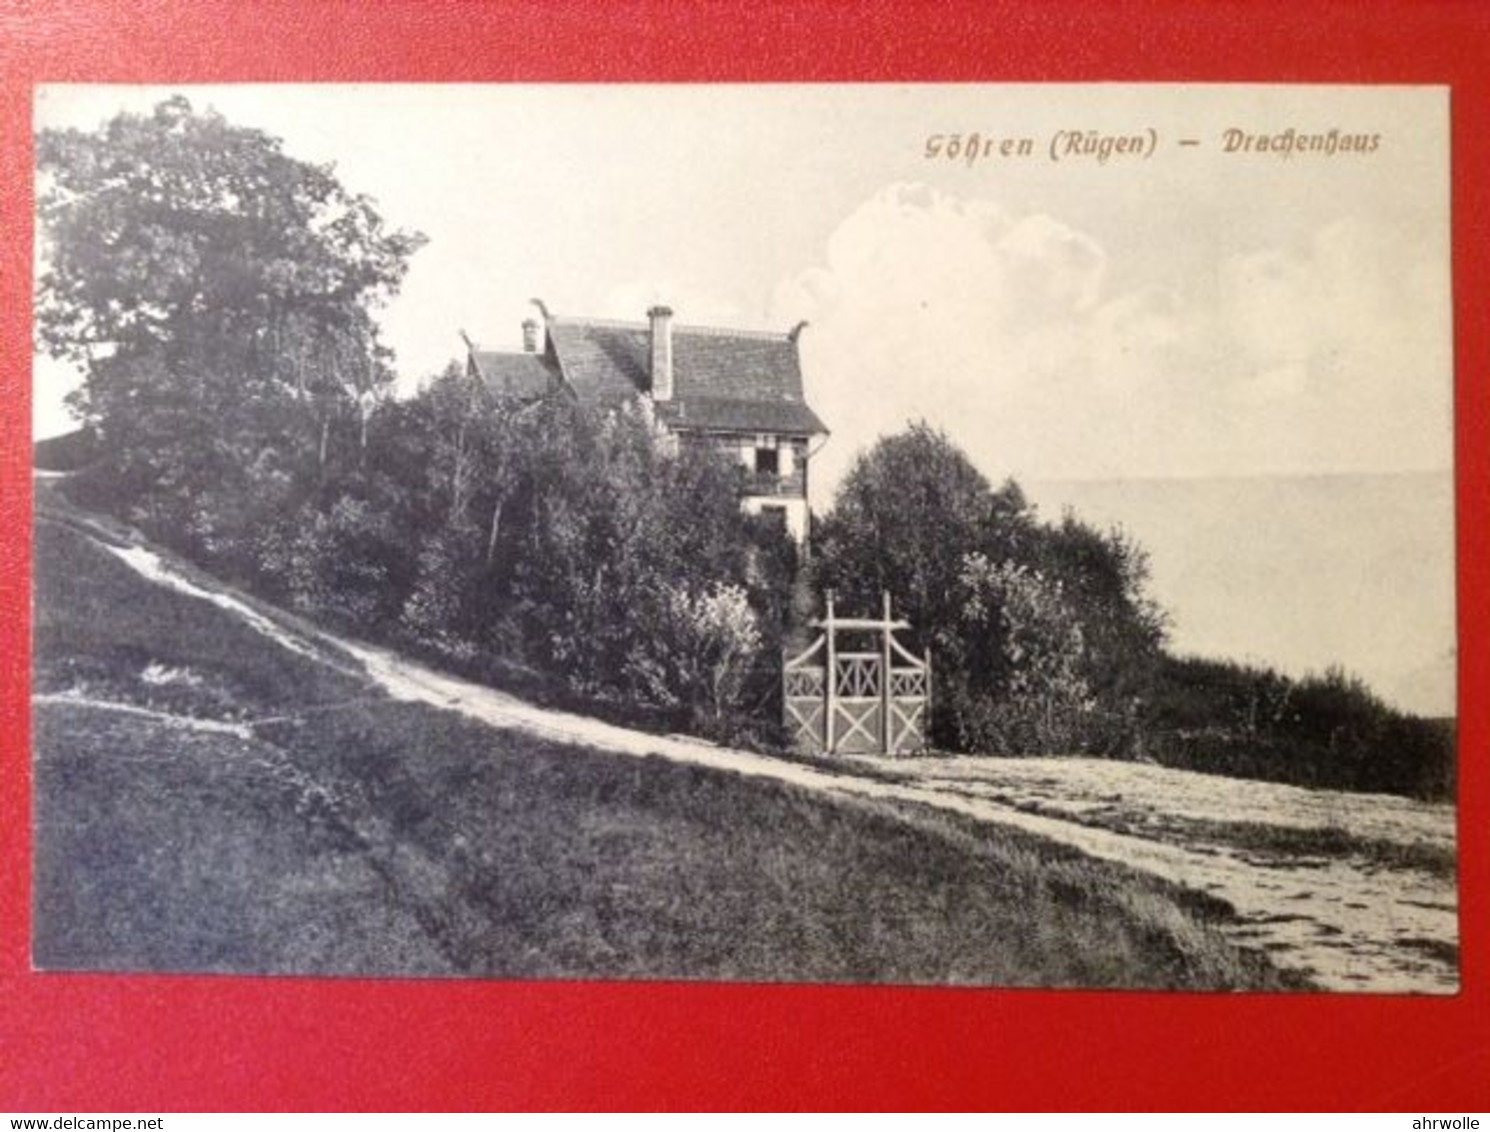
[32,84,1457,712]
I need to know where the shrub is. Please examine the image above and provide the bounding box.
[625,582,765,734]
[814,424,1160,754]
[944,554,1095,753]
[1142,656,1455,800]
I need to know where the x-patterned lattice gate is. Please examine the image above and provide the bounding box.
[783,592,931,756]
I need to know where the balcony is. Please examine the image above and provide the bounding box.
[738,467,806,498]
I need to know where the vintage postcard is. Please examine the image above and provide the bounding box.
[30,83,1456,993]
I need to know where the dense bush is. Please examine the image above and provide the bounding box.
[945,555,1096,753]
[67,358,792,735]
[624,582,765,735]
[814,423,1165,755]
[380,380,791,729]
[1143,657,1455,799]
[812,424,1453,799]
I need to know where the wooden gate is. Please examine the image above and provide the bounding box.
[783,592,931,757]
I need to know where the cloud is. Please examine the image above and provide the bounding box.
[771,182,1185,491]
[994,212,1107,322]
[1218,216,1444,383]
[1088,286,1185,391]
[773,184,1451,498]
[1211,216,1452,469]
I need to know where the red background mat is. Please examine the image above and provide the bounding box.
[1,0,1486,1112]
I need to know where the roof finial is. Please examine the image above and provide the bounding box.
[530,298,553,321]
[788,319,810,343]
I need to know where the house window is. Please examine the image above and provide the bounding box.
[754,446,779,476]
[760,503,789,533]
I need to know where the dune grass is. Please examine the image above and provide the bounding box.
[32,515,1302,989]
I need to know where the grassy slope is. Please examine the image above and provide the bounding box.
[33,513,1301,988]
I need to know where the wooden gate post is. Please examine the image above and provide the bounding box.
[786,589,930,757]
[823,589,837,754]
[924,647,933,754]
[880,590,893,754]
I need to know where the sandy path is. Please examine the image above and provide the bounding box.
[95,530,1460,994]
[100,542,329,663]
[33,691,255,739]
[344,639,1461,993]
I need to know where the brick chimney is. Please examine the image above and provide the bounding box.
[648,305,674,401]
[521,318,540,353]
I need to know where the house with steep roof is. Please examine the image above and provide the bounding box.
[465,303,829,543]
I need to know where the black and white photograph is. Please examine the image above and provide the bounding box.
[31,83,1457,993]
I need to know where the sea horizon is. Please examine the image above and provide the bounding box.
[1026,468,1456,719]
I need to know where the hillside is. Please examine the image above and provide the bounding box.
[32,493,1302,989]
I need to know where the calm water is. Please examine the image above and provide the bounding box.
[1025,471,1456,718]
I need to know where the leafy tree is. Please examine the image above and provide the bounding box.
[509,397,767,701]
[383,376,786,730]
[396,363,556,655]
[815,424,1165,753]
[813,421,1034,642]
[37,96,426,544]
[1032,514,1168,731]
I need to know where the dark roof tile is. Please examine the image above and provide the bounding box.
[467,315,828,436]
[658,396,828,436]
[469,351,559,399]
[546,322,649,404]
[546,317,826,435]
